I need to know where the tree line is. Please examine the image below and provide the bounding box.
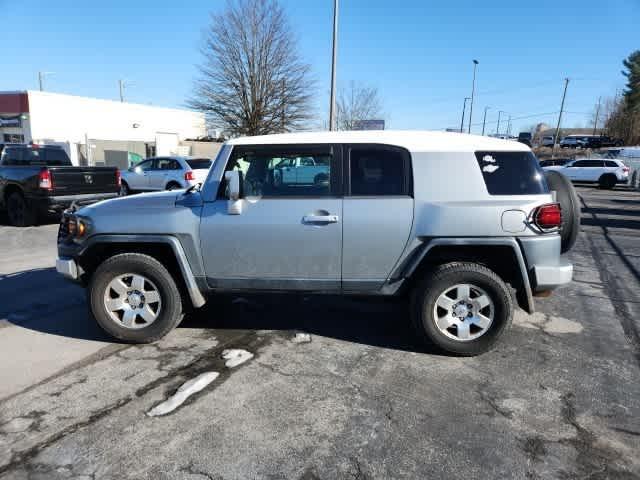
[603,50,640,145]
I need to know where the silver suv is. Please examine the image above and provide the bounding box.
[56,131,578,356]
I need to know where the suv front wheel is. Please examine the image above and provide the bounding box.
[88,253,184,343]
[411,262,513,356]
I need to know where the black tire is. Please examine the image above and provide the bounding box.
[166,182,182,191]
[544,170,580,254]
[313,173,329,186]
[598,173,616,190]
[410,262,513,356]
[632,171,640,191]
[88,253,183,343]
[6,192,36,227]
[120,181,130,196]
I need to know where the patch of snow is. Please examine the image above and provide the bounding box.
[482,154,496,163]
[514,311,583,334]
[222,349,254,368]
[147,371,219,417]
[291,332,312,344]
[482,164,500,173]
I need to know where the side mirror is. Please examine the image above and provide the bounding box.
[224,170,243,215]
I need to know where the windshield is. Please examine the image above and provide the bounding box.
[186,158,213,169]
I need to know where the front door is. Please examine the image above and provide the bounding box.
[126,158,155,190]
[200,144,343,291]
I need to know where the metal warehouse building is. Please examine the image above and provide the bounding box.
[0,90,217,166]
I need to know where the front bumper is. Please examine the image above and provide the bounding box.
[56,257,80,281]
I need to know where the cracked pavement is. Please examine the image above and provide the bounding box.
[1,186,639,479]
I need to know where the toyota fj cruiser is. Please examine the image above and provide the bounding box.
[56,131,578,355]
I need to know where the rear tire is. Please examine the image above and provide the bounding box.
[598,174,616,190]
[6,192,36,227]
[166,182,181,191]
[544,170,580,253]
[88,253,183,343]
[410,262,513,356]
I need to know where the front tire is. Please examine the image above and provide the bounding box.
[411,262,513,356]
[88,253,183,343]
[598,174,616,190]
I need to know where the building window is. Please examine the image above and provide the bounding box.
[3,133,25,143]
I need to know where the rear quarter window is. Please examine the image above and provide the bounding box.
[475,151,548,195]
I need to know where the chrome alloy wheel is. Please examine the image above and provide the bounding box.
[103,274,162,329]
[433,283,494,341]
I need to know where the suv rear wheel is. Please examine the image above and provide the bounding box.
[88,253,183,343]
[411,262,513,356]
[598,173,617,189]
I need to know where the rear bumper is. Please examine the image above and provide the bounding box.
[30,192,119,213]
[519,236,573,291]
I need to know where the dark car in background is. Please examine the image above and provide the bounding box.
[0,143,120,226]
[539,158,571,167]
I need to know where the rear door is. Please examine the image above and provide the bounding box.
[342,144,414,292]
[200,144,343,291]
[148,158,182,190]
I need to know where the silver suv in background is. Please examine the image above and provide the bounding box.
[120,156,213,194]
[56,131,578,356]
[542,158,629,189]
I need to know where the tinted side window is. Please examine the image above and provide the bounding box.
[604,161,618,167]
[584,160,604,167]
[2,148,24,165]
[158,158,181,170]
[475,151,548,195]
[44,148,71,166]
[349,146,410,196]
[224,146,337,197]
[571,160,586,167]
[138,159,155,171]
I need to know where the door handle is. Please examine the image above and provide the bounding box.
[303,214,339,223]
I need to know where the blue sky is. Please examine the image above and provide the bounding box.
[1,0,638,134]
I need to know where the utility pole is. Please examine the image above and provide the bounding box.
[468,60,479,134]
[552,78,570,158]
[481,106,490,136]
[507,115,512,137]
[38,71,53,91]
[460,97,470,133]
[119,80,125,102]
[592,96,601,136]
[328,0,339,131]
[496,110,504,135]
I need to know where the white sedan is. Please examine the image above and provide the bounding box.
[120,156,212,195]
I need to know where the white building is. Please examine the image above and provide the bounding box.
[0,90,209,165]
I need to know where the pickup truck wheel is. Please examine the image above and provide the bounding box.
[544,170,580,253]
[411,262,513,356]
[598,173,616,190]
[6,192,35,227]
[88,253,183,343]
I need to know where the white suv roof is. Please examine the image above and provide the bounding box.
[227,130,531,153]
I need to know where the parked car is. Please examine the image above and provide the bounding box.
[56,131,578,356]
[120,156,213,195]
[539,158,571,168]
[272,156,330,188]
[540,136,556,147]
[560,136,588,148]
[517,132,532,147]
[0,143,120,226]
[542,158,629,189]
[584,136,624,149]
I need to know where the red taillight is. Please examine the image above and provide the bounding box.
[622,166,630,173]
[115,169,121,187]
[184,171,195,181]
[38,168,53,190]
[534,203,562,229]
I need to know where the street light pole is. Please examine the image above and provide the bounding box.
[38,71,53,91]
[460,97,470,133]
[328,0,339,131]
[468,59,479,134]
[481,106,490,136]
[119,80,125,102]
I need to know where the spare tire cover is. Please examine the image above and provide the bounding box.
[544,170,580,253]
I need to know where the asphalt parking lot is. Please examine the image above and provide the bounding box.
[1,186,639,480]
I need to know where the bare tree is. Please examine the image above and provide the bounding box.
[336,81,384,130]
[188,0,314,137]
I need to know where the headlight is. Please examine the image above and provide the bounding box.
[62,215,90,243]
